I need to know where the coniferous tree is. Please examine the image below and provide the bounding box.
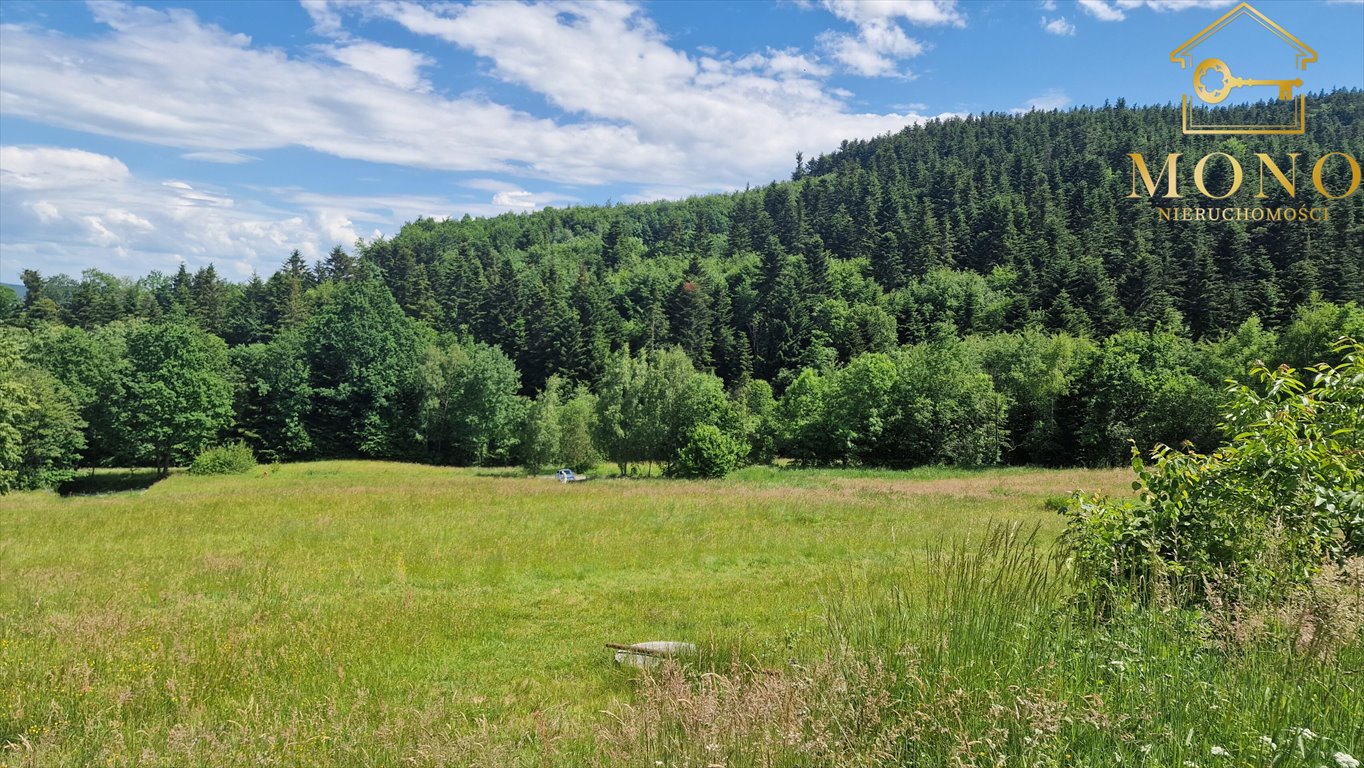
[224,273,272,346]
[170,264,194,315]
[190,264,230,337]
[268,250,314,331]
[303,266,421,457]
[231,332,313,461]
[320,245,357,283]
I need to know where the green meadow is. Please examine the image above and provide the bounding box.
[3,463,1360,766]
[0,462,1118,764]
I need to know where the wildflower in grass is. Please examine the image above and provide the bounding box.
[1335,752,1360,768]
[1211,746,1229,757]
[1290,727,1319,740]
[1259,736,1278,751]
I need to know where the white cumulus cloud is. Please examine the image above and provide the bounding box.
[1080,0,1234,21]
[734,48,832,79]
[324,40,432,91]
[0,146,130,190]
[365,0,943,182]
[820,23,924,77]
[810,0,956,77]
[1042,16,1076,36]
[1012,89,1071,113]
[820,0,965,28]
[3,146,367,279]
[0,1,944,195]
[1078,0,1127,21]
[180,151,258,164]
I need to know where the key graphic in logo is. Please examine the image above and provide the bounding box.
[1170,2,1315,135]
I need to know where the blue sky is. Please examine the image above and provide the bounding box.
[1,0,1361,283]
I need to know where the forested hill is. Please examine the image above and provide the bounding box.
[11,93,1363,395]
[357,90,1362,390]
[5,92,1364,484]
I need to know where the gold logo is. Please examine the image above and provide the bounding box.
[1170,2,1315,135]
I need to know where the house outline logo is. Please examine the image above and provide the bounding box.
[1170,2,1315,135]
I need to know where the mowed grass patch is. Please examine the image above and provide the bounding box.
[0,461,1129,766]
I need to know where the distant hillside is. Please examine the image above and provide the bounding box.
[356,90,1362,386]
[9,93,1364,475]
[11,91,1364,393]
[1,283,24,300]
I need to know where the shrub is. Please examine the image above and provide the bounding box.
[519,377,562,475]
[557,386,601,473]
[670,424,746,479]
[189,441,258,476]
[0,331,86,493]
[597,526,1364,767]
[1072,330,1220,467]
[778,342,1010,469]
[1061,339,1364,606]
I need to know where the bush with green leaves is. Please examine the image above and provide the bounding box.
[556,385,600,474]
[1062,339,1364,605]
[1,329,87,493]
[189,442,258,476]
[776,341,1009,468]
[593,347,739,476]
[669,424,747,479]
[1072,330,1221,467]
[117,321,235,476]
[517,375,601,475]
[418,340,525,466]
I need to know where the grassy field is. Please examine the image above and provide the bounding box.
[3,462,1359,766]
[0,462,1127,766]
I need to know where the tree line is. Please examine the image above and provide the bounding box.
[2,92,1361,489]
[2,261,1358,492]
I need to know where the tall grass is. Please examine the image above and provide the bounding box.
[4,466,1356,766]
[597,525,1363,766]
[1,463,1130,766]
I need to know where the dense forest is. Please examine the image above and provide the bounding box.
[2,91,1362,490]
